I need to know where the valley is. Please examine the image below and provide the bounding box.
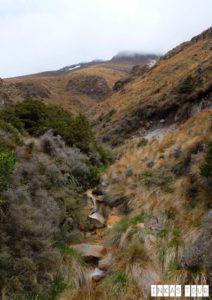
[0,28,211,300]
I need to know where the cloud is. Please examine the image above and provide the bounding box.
[0,0,211,77]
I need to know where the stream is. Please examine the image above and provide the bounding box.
[70,189,121,284]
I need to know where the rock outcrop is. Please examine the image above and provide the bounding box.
[66,75,110,100]
[14,81,51,99]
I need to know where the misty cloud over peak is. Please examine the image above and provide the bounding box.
[0,0,211,77]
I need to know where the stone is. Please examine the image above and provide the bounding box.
[72,243,106,258]
[146,160,154,167]
[183,210,212,272]
[145,217,162,231]
[136,222,145,230]
[66,75,110,100]
[112,78,132,92]
[125,167,133,177]
[88,212,106,225]
[111,174,124,183]
[90,268,106,281]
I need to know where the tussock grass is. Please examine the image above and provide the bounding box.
[58,242,91,291]
[101,110,212,298]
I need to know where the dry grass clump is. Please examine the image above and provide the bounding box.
[105,109,212,223]
[99,110,212,297]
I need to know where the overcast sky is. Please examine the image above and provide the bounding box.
[0,0,211,78]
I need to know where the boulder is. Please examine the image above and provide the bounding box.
[183,210,212,274]
[66,75,110,100]
[136,222,145,230]
[88,212,106,225]
[130,64,149,77]
[112,78,132,92]
[125,167,133,177]
[145,217,162,231]
[14,82,50,99]
[72,243,106,259]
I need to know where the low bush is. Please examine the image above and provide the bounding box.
[140,168,175,193]
[0,101,94,151]
[137,138,148,148]
[186,186,199,209]
[200,141,212,183]
[177,75,195,94]
[112,215,145,234]
[0,136,88,298]
[57,242,84,265]
[0,118,21,151]
[0,100,113,188]
[0,151,16,192]
[104,272,129,298]
[0,100,110,159]
[171,154,191,177]
[127,240,149,263]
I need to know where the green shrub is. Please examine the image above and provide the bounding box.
[0,151,16,192]
[104,272,128,297]
[157,226,170,239]
[0,118,21,150]
[177,75,195,94]
[16,277,67,300]
[140,168,175,192]
[200,141,212,182]
[112,213,149,234]
[186,186,199,209]
[127,240,149,262]
[63,113,95,152]
[94,143,114,165]
[57,242,83,264]
[0,100,111,170]
[169,228,183,249]
[109,272,128,284]
[171,155,191,177]
[13,100,48,135]
[137,138,148,148]
[0,101,95,153]
[0,107,23,131]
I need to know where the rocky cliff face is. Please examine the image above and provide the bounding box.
[66,75,110,100]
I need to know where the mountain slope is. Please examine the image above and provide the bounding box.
[3,54,157,114]
[90,27,212,145]
[0,28,211,300]
[58,28,212,300]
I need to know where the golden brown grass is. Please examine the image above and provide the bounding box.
[5,64,126,115]
[90,37,212,137]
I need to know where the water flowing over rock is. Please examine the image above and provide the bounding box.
[88,212,106,225]
[90,267,106,281]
